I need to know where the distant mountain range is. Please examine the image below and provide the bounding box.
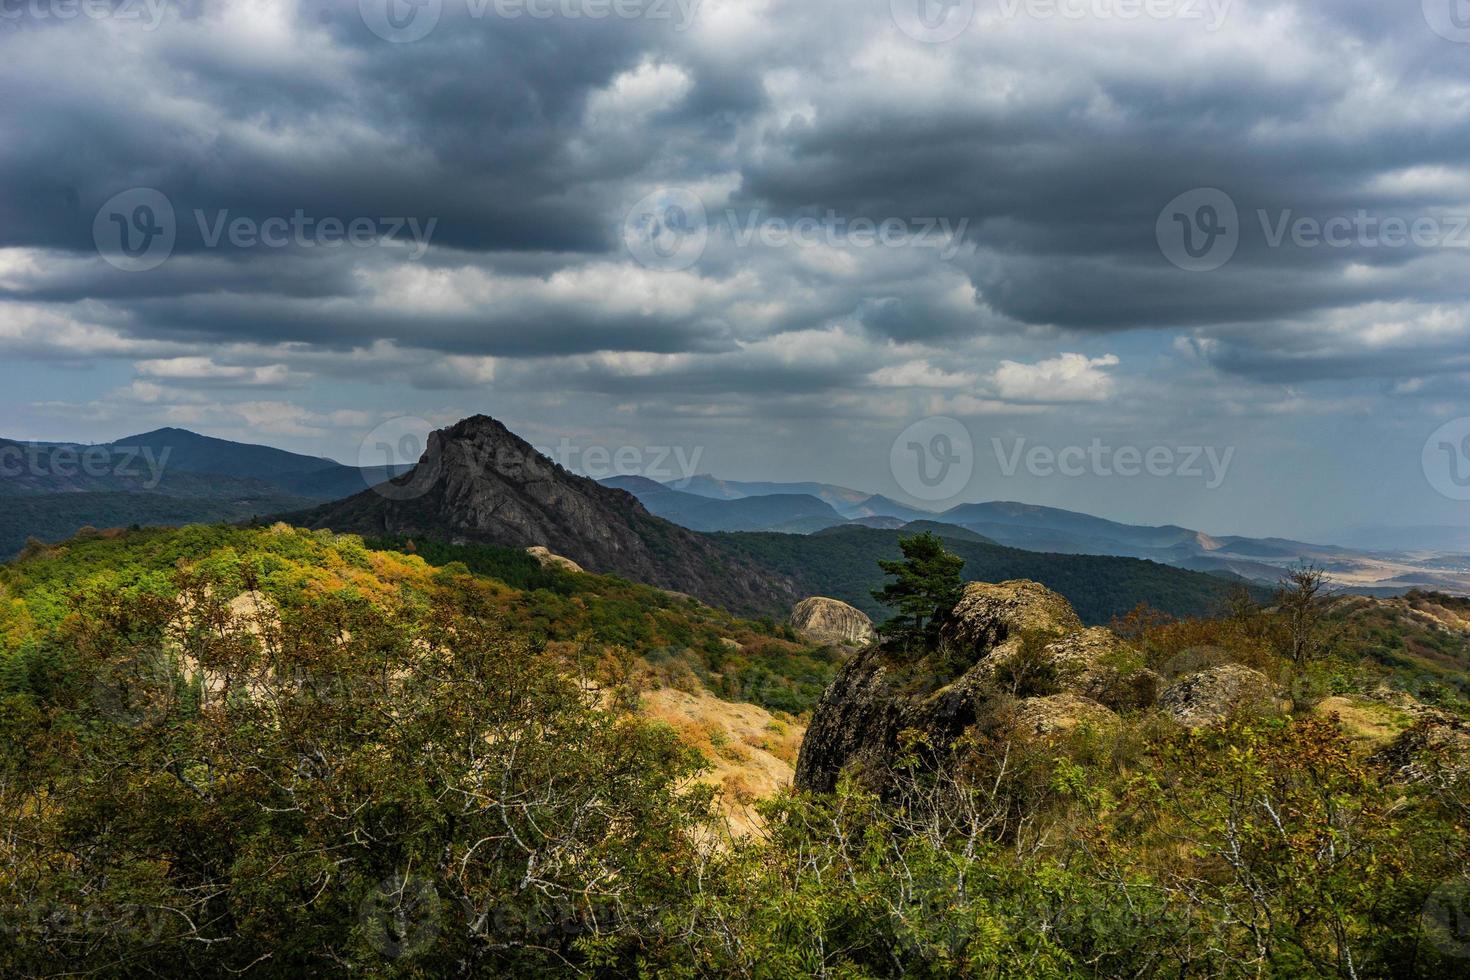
[604,474,1470,596]
[282,417,1252,623]
[5,421,1468,600]
[0,429,403,557]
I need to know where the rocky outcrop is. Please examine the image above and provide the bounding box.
[1372,708,1470,782]
[1043,628,1162,710]
[938,580,1082,655]
[1012,693,1120,737]
[796,580,1137,793]
[790,597,875,648]
[291,416,795,616]
[1158,665,1277,728]
[525,547,585,574]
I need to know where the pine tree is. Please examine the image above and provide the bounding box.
[871,532,965,652]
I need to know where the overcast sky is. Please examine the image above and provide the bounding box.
[2,0,1469,539]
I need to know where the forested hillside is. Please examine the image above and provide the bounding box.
[716,525,1260,625]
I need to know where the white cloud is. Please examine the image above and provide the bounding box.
[990,353,1120,403]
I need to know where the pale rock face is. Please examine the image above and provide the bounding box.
[525,547,585,574]
[1043,627,1162,709]
[1012,693,1120,737]
[1159,665,1278,728]
[938,580,1083,656]
[790,597,876,648]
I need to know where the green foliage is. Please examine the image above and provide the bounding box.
[2,525,1467,977]
[1,532,713,976]
[871,532,966,652]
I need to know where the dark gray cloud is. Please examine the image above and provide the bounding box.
[4,0,1470,536]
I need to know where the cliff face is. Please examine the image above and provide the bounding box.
[790,597,876,648]
[291,416,795,616]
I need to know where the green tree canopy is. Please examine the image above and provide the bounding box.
[871,532,965,652]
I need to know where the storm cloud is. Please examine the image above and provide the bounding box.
[2,0,1469,537]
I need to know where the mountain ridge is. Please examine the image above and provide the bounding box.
[286,416,798,616]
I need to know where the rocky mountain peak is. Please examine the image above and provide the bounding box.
[293,415,793,616]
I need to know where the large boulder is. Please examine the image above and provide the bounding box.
[1372,710,1470,782]
[1044,628,1162,711]
[938,580,1082,655]
[525,546,585,574]
[1158,665,1277,728]
[795,580,1121,794]
[790,597,875,648]
[1012,693,1120,738]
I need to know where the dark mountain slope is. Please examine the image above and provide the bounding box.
[112,428,400,498]
[713,525,1262,626]
[287,416,796,616]
[602,477,846,533]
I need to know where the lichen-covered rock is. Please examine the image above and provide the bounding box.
[790,597,875,648]
[1372,711,1470,782]
[795,580,1114,794]
[1043,628,1162,711]
[525,546,585,574]
[938,581,1082,657]
[1012,693,1120,738]
[1158,665,1277,728]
